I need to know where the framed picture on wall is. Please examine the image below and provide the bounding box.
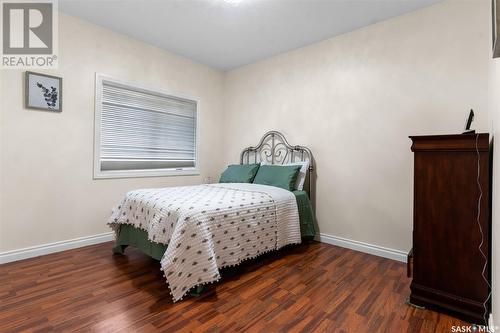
[25,71,62,112]
[493,0,500,58]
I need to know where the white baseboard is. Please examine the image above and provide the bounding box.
[1,231,406,265]
[315,233,408,263]
[0,232,114,265]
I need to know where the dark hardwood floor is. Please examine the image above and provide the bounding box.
[0,241,470,332]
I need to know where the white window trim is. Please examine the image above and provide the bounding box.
[93,73,200,179]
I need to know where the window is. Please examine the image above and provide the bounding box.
[94,75,198,178]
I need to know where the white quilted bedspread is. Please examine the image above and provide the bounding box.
[107,183,300,301]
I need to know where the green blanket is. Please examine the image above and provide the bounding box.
[113,190,316,259]
[294,190,316,238]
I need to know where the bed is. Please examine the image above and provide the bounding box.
[108,131,315,301]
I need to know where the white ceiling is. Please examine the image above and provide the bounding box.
[60,0,441,71]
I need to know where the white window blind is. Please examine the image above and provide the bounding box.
[95,76,197,178]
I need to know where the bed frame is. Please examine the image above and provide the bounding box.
[240,130,314,201]
[113,130,315,297]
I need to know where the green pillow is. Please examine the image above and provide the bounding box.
[253,165,301,191]
[219,164,260,183]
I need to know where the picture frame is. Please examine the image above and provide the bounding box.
[493,0,500,58]
[25,71,62,112]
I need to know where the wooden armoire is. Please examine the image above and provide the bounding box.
[408,133,491,325]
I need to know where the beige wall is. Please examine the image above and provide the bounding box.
[489,9,500,326]
[0,14,225,252]
[0,70,3,251]
[490,60,500,328]
[223,0,490,252]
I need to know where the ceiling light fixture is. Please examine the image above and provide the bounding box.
[223,0,245,5]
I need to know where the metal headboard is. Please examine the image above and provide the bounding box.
[240,131,314,195]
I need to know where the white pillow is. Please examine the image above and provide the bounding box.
[261,160,309,190]
[289,161,309,190]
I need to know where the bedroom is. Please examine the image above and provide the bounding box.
[0,0,498,332]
